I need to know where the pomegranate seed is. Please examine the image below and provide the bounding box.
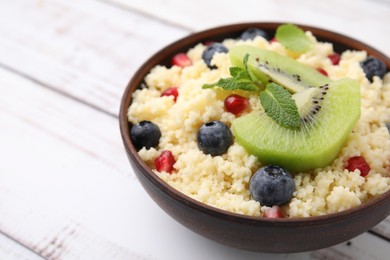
[161,87,179,102]
[155,150,176,174]
[346,156,371,177]
[224,94,249,115]
[171,53,191,67]
[264,206,284,218]
[204,41,215,46]
[317,68,328,76]
[328,53,341,65]
[269,38,278,43]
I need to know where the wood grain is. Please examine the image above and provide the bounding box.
[0,186,148,260]
[372,217,390,241]
[0,232,43,260]
[108,0,390,56]
[0,66,156,259]
[310,232,390,260]
[0,0,189,116]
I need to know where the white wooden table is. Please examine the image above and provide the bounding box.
[0,0,389,259]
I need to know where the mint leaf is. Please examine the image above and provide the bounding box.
[202,54,260,91]
[259,83,301,128]
[229,67,244,77]
[203,78,258,91]
[230,67,252,81]
[275,24,313,54]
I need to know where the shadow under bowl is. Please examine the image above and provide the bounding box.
[119,22,390,253]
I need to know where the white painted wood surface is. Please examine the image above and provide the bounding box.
[0,0,389,259]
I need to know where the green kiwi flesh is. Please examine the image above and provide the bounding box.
[232,78,361,172]
[229,45,331,93]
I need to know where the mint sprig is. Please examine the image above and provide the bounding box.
[259,83,301,128]
[202,78,258,91]
[202,54,260,91]
[203,52,302,129]
[275,24,313,54]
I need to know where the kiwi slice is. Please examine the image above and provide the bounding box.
[232,78,361,172]
[229,45,331,93]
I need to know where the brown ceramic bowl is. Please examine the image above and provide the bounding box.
[119,22,390,253]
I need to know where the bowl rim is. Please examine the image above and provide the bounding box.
[119,22,390,225]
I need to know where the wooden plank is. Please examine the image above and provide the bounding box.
[372,217,390,240]
[310,231,390,260]
[0,0,189,116]
[0,62,143,258]
[108,0,390,56]
[0,65,167,259]
[0,232,43,260]
[0,67,389,259]
[0,186,150,260]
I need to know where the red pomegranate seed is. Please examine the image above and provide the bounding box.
[346,156,371,177]
[269,38,278,43]
[224,94,249,115]
[171,53,191,67]
[317,68,328,76]
[155,150,176,174]
[204,41,215,46]
[328,53,341,65]
[264,206,284,218]
[161,87,179,102]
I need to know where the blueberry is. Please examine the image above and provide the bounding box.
[197,121,233,156]
[240,28,270,41]
[249,165,295,206]
[130,120,161,150]
[202,43,228,69]
[360,57,387,82]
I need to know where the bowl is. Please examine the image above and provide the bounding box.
[119,22,390,253]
